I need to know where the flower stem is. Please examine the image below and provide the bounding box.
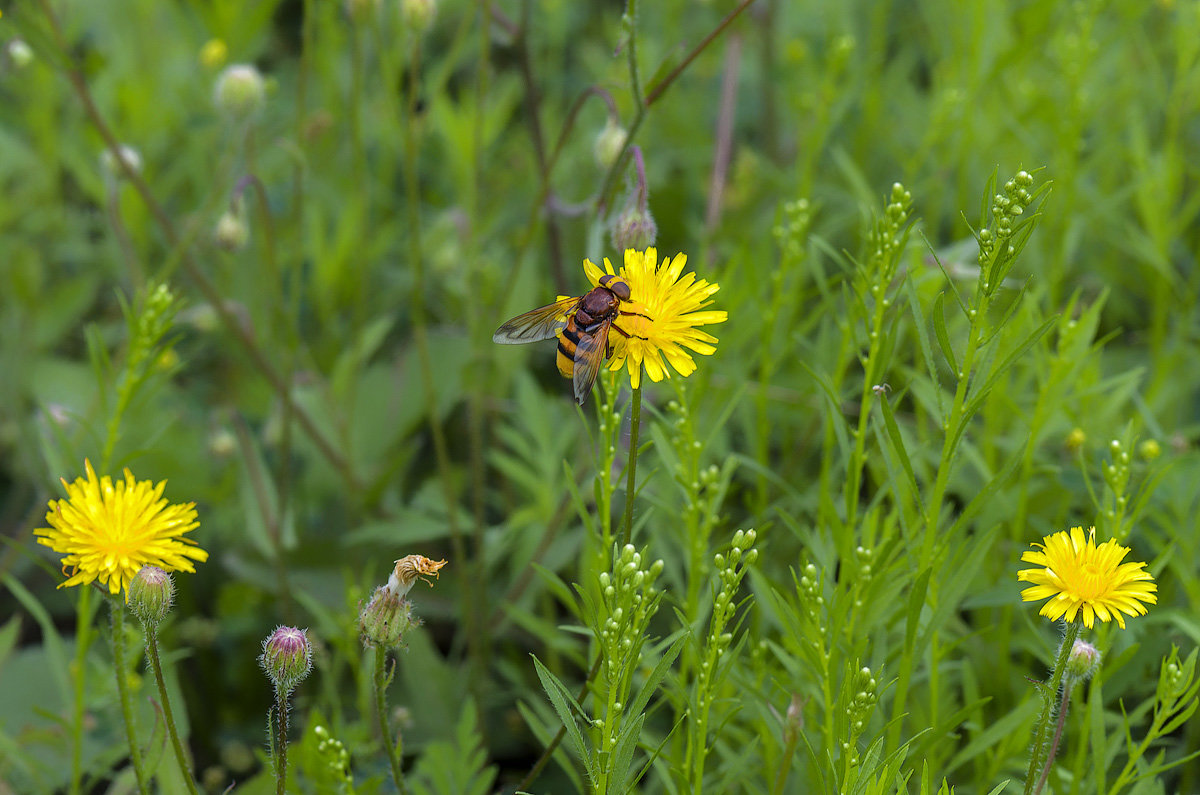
[144,624,200,795]
[1024,621,1082,795]
[374,647,407,794]
[1034,676,1074,795]
[274,688,290,795]
[619,383,643,549]
[109,596,149,794]
[69,586,95,795]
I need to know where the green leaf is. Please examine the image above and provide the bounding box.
[878,394,919,503]
[608,712,645,793]
[931,292,958,374]
[626,634,687,719]
[531,655,595,783]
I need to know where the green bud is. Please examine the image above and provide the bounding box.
[128,565,174,626]
[100,145,142,182]
[593,118,628,170]
[214,64,266,121]
[359,585,418,649]
[1065,639,1101,683]
[214,207,249,251]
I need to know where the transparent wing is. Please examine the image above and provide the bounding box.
[492,296,581,344]
[572,321,611,405]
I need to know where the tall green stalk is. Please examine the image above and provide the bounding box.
[109,596,150,794]
[374,647,408,795]
[1024,622,1083,795]
[618,383,643,549]
[144,626,199,795]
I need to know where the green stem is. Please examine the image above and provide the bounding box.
[1024,622,1082,795]
[619,383,643,549]
[918,286,992,569]
[274,688,290,795]
[844,279,891,539]
[625,0,643,106]
[69,586,93,795]
[1034,675,1074,795]
[109,596,149,794]
[374,647,407,794]
[144,624,200,795]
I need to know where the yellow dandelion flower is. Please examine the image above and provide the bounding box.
[1017,526,1156,629]
[34,460,208,599]
[582,248,727,389]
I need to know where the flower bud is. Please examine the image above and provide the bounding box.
[1065,639,1101,683]
[1065,427,1086,452]
[128,565,174,626]
[214,207,249,251]
[610,206,657,252]
[214,64,266,121]
[100,145,142,182]
[199,39,228,70]
[1138,439,1161,462]
[359,585,418,649]
[400,0,437,33]
[7,38,33,69]
[259,626,313,695]
[593,118,628,170]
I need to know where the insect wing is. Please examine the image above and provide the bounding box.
[492,296,581,344]
[571,320,612,405]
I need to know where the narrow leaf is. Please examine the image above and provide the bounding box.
[932,292,959,374]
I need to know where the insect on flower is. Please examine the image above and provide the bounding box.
[493,274,650,405]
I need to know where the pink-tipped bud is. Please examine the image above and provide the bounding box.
[610,207,657,253]
[259,626,313,695]
[128,565,174,626]
[1066,639,1101,684]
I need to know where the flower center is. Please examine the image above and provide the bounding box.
[1069,560,1108,600]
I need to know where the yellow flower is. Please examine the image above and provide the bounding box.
[1017,526,1156,629]
[34,460,208,599]
[583,248,727,389]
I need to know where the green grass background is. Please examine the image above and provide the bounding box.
[2,0,1199,792]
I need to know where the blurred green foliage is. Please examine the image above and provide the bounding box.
[2,0,1200,792]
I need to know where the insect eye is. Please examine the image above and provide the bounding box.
[611,280,631,300]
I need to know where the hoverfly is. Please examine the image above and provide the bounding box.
[493,274,649,405]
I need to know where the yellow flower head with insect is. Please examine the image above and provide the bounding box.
[583,248,727,390]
